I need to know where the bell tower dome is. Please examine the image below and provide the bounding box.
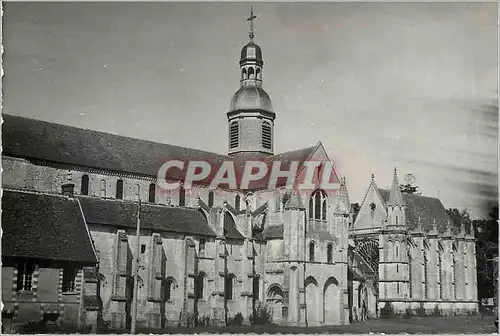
[227,7,276,156]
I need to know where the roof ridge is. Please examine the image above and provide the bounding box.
[3,187,76,200]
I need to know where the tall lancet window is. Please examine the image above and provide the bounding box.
[261,121,272,150]
[230,122,239,149]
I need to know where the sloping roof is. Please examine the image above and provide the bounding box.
[224,212,245,240]
[263,224,284,239]
[2,190,97,263]
[3,114,320,191]
[78,196,216,237]
[378,189,453,233]
[2,114,230,180]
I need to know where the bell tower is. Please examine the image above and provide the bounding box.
[227,7,276,156]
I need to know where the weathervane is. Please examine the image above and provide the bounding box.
[247,6,257,40]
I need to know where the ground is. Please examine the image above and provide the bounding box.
[135,315,497,334]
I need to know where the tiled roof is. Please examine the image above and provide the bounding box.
[2,190,97,263]
[78,196,216,237]
[378,189,455,233]
[3,114,319,191]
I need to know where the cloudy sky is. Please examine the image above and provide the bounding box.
[3,2,498,218]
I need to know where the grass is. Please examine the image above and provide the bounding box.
[135,315,497,334]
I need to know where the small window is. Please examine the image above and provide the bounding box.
[116,180,124,199]
[327,244,333,263]
[309,242,315,262]
[165,278,175,301]
[81,175,89,195]
[199,238,206,256]
[261,122,272,150]
[17,260,35,291]
[225,275,234,301]
[149,183,156,203]
[208,191,214,207]
[62,266,77,292]
[253,276,260,301]
[370,203,376,211]
[397,264,399,273]
[235,195,240,212]
[230,122,239,149]
[195,273,206,300]
[179,186,186,206]
[100,179,106,197]
[141,244,146,254]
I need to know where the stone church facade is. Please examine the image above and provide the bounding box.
[1,18,477,331]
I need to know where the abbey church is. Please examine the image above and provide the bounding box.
[1,12,478,331]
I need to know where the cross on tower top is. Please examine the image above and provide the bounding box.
[247,6,257,40]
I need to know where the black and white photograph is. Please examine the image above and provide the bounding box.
[1,2,498,334]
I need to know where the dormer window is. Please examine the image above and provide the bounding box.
[261,121,272,150]
[230,122,239,149]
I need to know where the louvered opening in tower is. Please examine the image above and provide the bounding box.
[262,122,272,150]
[230,122,239,149]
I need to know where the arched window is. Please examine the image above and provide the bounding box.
[81,175,89,195]
[242,68,247,80]
[116,179,124,199]
[230,122,239,149]
[199,238,206,256]
[179,186,186,206]
[424,250,429,299]
[309,242,315,262]
[248,67,255,79]
[235,195,240,211]
[149,183,156,203]
[256,68,261,80]
[208,191,214,207]
[438,252,443,299]
[165,278,176,301]
[100,179,106,198]
[327,244,333,263]
[395,243,399,259]
[309,190,328,222]
[225,274,235,301]
[261,121,272,150]
[195,273,206,300]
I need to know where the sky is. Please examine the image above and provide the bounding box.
[2,2,498,219]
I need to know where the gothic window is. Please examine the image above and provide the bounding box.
[62,265,77,292]
[327,243,333,263]
[261,121,272,150]
[148,183,156,203]
[208,191,214,207]
[199,238,206,257]
[17,260,35,291]
[195,273,206,300]
[179,186,186,206]
[81,175,89,195]
[408,249,413,297]
[309,190,328,223]
[309,242,315,262]
[438,253,443,299]
[225,274,235,301]
[230,122,239,149]
[235,195,240,212]
[116,180,124,199]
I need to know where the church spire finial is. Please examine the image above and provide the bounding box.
[247,6,257,41]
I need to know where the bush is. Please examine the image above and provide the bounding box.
[432,304,442,317]
[196,314,211,327]
[16,320,48,334]
[417,303,426,317]
[380,302,395,319]
[250,304,273,325]
[403,307,413,319]
[227,312,244,326]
